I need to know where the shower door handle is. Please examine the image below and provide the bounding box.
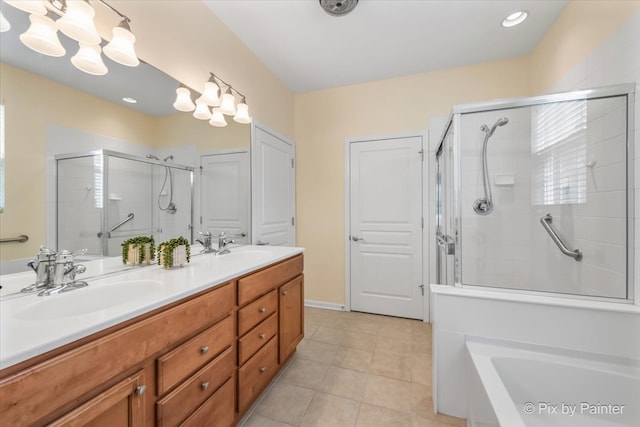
[437,233,455,255]
[540,214,582,261]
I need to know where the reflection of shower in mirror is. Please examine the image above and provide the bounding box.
[148,154,177,215]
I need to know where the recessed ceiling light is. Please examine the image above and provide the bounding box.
[122,97,137,104]
[502,11,528,28]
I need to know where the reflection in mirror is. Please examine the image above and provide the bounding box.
[0,4,250,270]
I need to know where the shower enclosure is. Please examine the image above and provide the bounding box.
[56,150,194,257]
[435,84,634,301]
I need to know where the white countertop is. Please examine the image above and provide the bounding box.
[0,245,304,370]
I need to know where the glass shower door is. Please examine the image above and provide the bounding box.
[436,122,456,286]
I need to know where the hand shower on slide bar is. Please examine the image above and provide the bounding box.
[473,118,508,215]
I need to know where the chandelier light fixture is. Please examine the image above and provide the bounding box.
[3,0,140,74]
[172,72,252,127]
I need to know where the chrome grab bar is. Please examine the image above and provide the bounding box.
[98,213,135,238]
[437,233,455,255]
[540,214,582,261]
[0,234,29,243]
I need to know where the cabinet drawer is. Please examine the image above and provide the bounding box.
[238,254,303,305]
[238,313,277,365]
[156,346,234,427]
[157,315,233,395]
[238,290,277,336]
[181,377,235,427]
[238,337,278,413]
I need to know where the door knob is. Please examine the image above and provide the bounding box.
[351,235,365,242]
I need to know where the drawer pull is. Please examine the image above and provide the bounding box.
[259,307,266,313]
[200,346,209,354]
[135,385,146,396]
[259,367,266,374]
[259,333,266,339]
[201,381,210,391]
[282,290,288,295]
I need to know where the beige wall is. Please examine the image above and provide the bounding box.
[153,113,249,152]
[294,57,532,303]
[530,1,640,93]
[295,0,639,305]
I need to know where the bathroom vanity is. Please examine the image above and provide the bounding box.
[0,246,304,426]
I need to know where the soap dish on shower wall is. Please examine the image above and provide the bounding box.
[494,174,515,187]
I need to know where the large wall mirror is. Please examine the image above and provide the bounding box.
[0,5,251,269]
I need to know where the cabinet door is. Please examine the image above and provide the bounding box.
[49,370,147,427]
[278,275,304,363]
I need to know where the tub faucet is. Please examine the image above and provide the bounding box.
[217,232,235,256]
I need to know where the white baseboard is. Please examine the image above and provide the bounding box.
[304,299,345,311]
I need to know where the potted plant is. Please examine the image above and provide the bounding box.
[121,236,155,265]
[157,236,191,269]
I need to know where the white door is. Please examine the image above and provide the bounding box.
[349,136,423,319]
[201,151,250,244]
[251,123,295,246]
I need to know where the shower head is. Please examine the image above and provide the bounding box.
[163,155,174,162]
[146,154,160,160]
[481,117,509,137]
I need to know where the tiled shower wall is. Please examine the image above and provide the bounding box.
[548,12,640,298]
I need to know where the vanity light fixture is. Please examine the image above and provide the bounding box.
[4,0,140,74]
[193,100,212,120]
[19,13,66,57]
[502,10,528,28]
[209,108,227,127]
[173,86,196,112]
[71,42,107,75]
[172,72,252,126]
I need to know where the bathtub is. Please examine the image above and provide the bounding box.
[465,339,640,427]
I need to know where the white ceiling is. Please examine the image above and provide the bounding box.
[205,0,568,93]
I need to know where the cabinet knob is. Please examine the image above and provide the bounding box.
[259,333,266,339]
[201,381,209,391]
[259,307,266,313]
[282,290,288,296]
[259,367,266,374]
[135,385,146,396]
[200,346,209,354]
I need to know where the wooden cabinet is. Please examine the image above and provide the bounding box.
[279,275,304,363]
[50,370,147,427]
[0,253,304,426]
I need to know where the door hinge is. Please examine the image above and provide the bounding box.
[419,284,425,296]
[291,158,295,168]
[200,216,202,225]
[421,217,424,228]
[419,149,424,161]
[292,217,295,226]
[199,166,203,174]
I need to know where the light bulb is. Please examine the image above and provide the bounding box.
[103,21,139,67]
[57,0,101,44]
[173,87,195,112]
[193,101,212,120]
[220,90,236,116]
[197,81,220,107]
[19,14,65,57]
[71,43,108,76]
[502,11,528,28]
[233,98,251,124]
[1,11,11,32]
[4,0,47,15]
[209,108,227,127]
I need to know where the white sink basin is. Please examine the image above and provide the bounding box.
[14,280,164,320]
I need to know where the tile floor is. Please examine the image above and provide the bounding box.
[241,307,466,427]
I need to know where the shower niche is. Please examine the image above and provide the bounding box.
[56,150,194,257]
[435,84,634,301]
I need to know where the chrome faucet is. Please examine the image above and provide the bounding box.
[22,248,88,296]
[217,232,235,255]
[195,231,216,254]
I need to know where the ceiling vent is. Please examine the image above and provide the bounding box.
[319,0,358,17]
